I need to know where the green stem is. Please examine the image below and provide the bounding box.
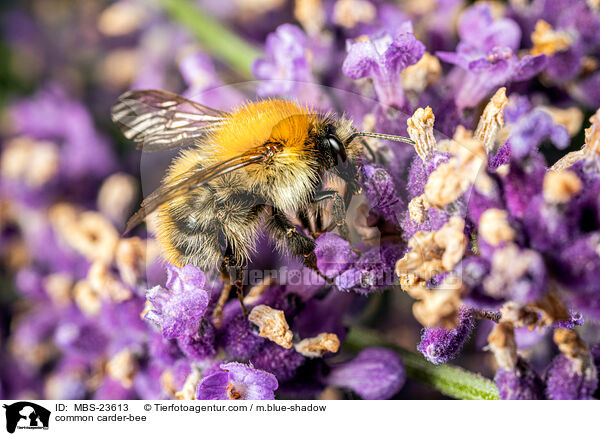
[345,328,499,400]
[159,0,263,79]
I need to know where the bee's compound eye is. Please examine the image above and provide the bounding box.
[327,135,347,162]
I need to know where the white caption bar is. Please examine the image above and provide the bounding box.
[0,400,596,436]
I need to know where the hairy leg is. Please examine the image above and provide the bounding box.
[266,207,319,271]
[211,246,247,325]
[312,190,349,239]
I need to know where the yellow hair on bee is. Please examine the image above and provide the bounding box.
[162,99,322,213]
[163,99,316,180]
[209,99,316,161]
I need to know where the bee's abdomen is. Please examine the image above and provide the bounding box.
[156,185,266,271]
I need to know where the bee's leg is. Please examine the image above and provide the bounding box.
[312,190,349,240]
[212,249,248,324]
[212,262,232,327]
[360,138,377,162]
[266,207,326,276]
[229,264,247,318]
[298,208,318,238]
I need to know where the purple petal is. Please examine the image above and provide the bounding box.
[314,232,358,278]
[327,347,405,399]
[145,265,209,338]
[196,371,230,400]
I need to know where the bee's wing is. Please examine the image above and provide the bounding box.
[124,151,266,233]
[111,89,229,152]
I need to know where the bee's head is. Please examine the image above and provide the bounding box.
[314,119,361,184]
[323,124,348,166]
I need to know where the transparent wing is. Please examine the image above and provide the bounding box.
[111,89,229,152]
[125,151,266,233]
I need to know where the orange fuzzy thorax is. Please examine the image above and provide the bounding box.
[208,99,316,161]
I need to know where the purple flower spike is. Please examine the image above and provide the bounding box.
[54,318,108,359]
[197,362,278,400]
[326,347,405,399]
[436,4,546,108]
[457,3,521,53]
[508,109,569,159]
[252,24,315,97]
[555,234,600,293]
[219,312,265,360]
[503,154,547,219]
[343,28,425,108]
[545,354,598,400]
[495,358,545,400]
[145,264,209,339]
[250,342,306,383]
[177,318,217,360]
[360,164,405,224]
[334,244,404,295]
[418,307,474,365]
[483,245,548,305]
[314,232,359,279]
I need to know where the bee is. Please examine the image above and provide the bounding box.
[112,90,412,320]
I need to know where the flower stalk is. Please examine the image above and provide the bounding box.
[345,327,500,400]
[159,0,263,79]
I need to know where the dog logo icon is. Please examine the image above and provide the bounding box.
[2,402,50,433]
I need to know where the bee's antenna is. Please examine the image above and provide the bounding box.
[350,132,415,144]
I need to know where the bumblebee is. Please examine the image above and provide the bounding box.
[112,90,412,319]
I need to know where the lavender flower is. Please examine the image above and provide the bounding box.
[359,164,405,224]
[218,312,266,361]
[177,319,217,360]
[9,84,117,180]
[250,342,306,383]
[545,354,598,400]
[53,316,109,360]
[507,109,569,159]
[555,233,600,294]
[335,244,404,295]
[483,244,548,304]
[252,24,315,97]
[326,348,405,399]
[495,358,545,400]
[314,232,358,279]
[418,307,474,365]
[145,264,210,338]
[437,4,546,108]
[343,26,425,108]
[196,362,278,400]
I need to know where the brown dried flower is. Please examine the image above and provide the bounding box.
[487,322,517,370]
[402,52,442,94]
[294,0,326,35]
[412,276,463,328]
[50,204,119,264]
[106,349,137,388]
[294,333,340,358]
[474,87,507,154]
[248,305,293,348]
[175,366,203,400]
[332,0,376,28]
[407,106,437,161]
[478,208,515,246]
[531,20,573,56]
[542,170,582,203]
